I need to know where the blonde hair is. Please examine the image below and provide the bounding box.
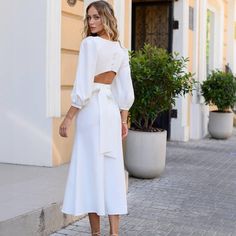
[83,0,119,41]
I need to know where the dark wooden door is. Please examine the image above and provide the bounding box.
[132,1,174,139]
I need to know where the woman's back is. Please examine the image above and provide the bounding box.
[81,36,126,78]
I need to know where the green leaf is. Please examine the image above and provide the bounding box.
[129,43,195,131]
[201,70,236,111]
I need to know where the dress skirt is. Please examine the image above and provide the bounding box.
[61,83,128,216]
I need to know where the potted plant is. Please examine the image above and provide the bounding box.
[201,70,236,139]
[125,44,194,179]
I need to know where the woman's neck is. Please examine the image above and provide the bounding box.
[97,30,110,40]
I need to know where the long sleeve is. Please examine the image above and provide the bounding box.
[71,37,97,109]
[112,49,135,110]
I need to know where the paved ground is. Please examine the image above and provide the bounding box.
[51,129,236,236]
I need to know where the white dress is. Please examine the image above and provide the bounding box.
[61,36,134,216]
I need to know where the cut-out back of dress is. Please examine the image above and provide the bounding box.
[94,71,116,84]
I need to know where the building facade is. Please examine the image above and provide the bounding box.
[0,0,235,167]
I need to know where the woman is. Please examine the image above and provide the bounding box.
[59,1,134,235]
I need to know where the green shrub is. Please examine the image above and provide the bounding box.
[201,70,236,112]
[129,44,195,131]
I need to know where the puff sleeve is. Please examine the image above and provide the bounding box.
[71,37,97,109]
[112,49,135,110]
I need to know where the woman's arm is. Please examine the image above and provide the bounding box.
[113,49,134,140]
[59,106,80,137]
[120,110,129,139]
[120,110,128,123]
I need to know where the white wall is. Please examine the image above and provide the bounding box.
[0,1,54,166]
[190,0,209,140]
[171,0,190,141]
[235,1,236,74]
[190,0,226,140]
[227,0,236,74]
[114,0,125,46]
[172,0,213,140]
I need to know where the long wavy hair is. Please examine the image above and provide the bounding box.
[83,1,119,41]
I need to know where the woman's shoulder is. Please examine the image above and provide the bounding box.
[79,36,100,53]
[121,47,129,54]
[82,36,124,46]
[80,36,116,50]
[80,36,129,57]
[81,36,98,46]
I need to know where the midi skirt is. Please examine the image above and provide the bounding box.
[61,83,128,216]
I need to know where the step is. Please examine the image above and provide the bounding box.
[0,163,84,236]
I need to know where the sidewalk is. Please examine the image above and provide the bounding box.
[1,129,236,236]
[0,163,84,236]
[52,129,236,236]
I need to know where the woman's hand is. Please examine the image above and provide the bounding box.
[59,106,79,137]
[122,123,128,139]
[59,117,72,138]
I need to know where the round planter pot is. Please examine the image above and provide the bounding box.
[208,111,233,139]
[125,130,167,179]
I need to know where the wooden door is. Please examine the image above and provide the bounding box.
[132,0,174,139]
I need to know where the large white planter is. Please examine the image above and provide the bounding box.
[208,111,234,139]
[125,130,167,179]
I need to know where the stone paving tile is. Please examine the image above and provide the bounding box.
[70,226,91,233]
[69,233,90,236]
[56,228,79,235]
[202,232,217,236]
[51,129,236,236]
[50,233,67,236]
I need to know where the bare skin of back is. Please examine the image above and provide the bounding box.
[94,71,116,84]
